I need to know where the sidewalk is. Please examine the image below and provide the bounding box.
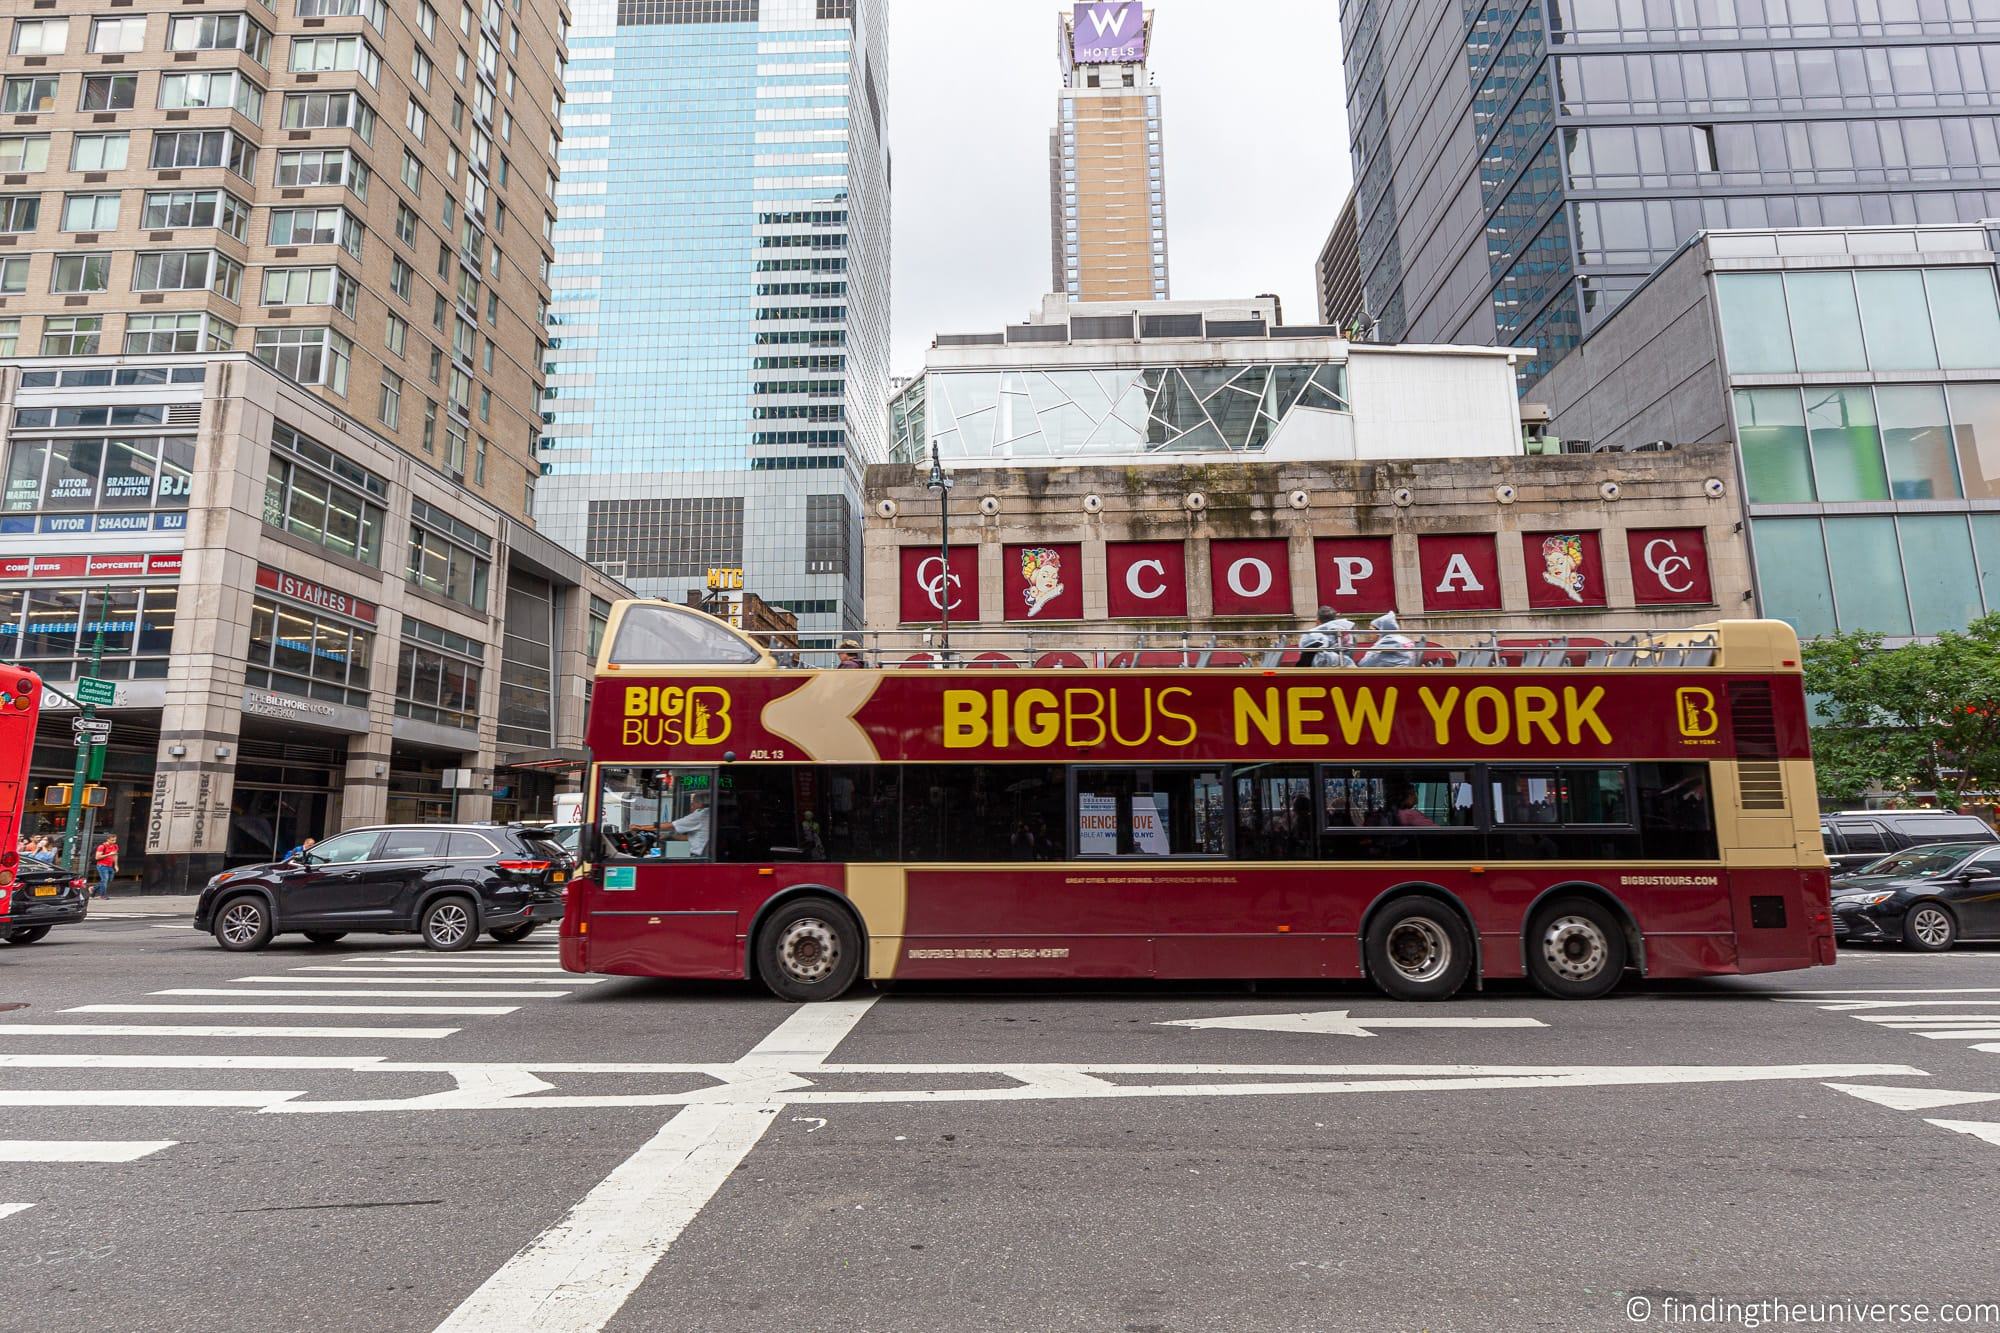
[90,895,201,917]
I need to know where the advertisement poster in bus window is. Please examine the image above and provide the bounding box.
[1313,536,1396,615]
[1626,528,1713,605]
[1077,792,1118,853]
[1131,793,1170,854]
[1522,530,1607,609]
[1417,534,1502,612]
[898,545,980,624]
[1004,542,1083,622]
[1105,540,1187,618]
[1208,539,1292,616]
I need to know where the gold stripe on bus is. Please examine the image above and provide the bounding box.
[761,671,881,762]
[844,865,908,979]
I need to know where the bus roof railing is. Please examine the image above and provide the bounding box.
[730,625,1726,670]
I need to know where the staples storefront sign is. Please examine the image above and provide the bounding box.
[254,565,378,625]
[1072,1,1146,62]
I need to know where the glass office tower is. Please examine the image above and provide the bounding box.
[535,0,890,642]
[1344,0,2000,390]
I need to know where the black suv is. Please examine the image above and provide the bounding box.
[1822,810,1998,874]
[193,824,572,952]
[3,861,89,945]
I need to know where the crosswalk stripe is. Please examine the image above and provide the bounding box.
[0,1024,457,1039]
[68,1003,518,1016]
[1915,1029,2000,1040]
[153,989,561,1000]
[232,975,598,986]
[0,1140,176,1162]
[0,1090,304,1108]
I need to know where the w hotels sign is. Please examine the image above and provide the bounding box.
[1073,1,1146,62]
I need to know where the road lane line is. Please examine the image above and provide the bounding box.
[0,1025,457,1039]
[288,965,573,974]
[0,1140,176,1162]
[0,1090,305,1108]
[68,1000,524,1012]
[153,989,561,1000]
[233,975,598,985]
[433,996,879,1333]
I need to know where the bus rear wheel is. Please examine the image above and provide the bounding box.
[1364,897,1474,1000]
[1526,897,1629,999]
[756,898,862,1002]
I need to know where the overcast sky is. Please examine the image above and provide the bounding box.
[886,1,1351,377]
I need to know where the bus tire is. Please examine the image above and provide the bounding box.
[755,897,862,1002]
[1363,897,1473,1001]
[1526,896,1629,999]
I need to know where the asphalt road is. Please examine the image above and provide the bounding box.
[2,915,1998,1333]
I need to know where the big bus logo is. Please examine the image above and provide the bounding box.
[622,686,732,747]
[1675,687,1720,738]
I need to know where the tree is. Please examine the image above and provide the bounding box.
[1801,615,2000,807]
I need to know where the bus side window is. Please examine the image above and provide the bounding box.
[1233,762,1316,860]
[904,764,1066,862]
[1320,765,1478,862]
[716,766,812,862]
[1635,763,1718,859]
[1074,767,1226,857]
[819,766,900,862]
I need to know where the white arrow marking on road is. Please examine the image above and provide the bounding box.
[0,1140,176,1162]
[67,1003,518,1016]
[1159,1010,1547,1037]
[289,965,572,975]
[153,989,560,1000]
[1827,1083,2000,1112]
[0,1090,305,1108]
[0,1024,457,1039]
[1779,999,2000,1010]
[1773,988,2000,995]
[0,1203,31,1220]
[1925,1119,2000,1148]
[233,975,598,985]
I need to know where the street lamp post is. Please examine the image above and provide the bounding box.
[62,587,112,875]
[925,440,954,657]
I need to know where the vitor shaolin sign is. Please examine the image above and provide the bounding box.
[1072,1,1145,63]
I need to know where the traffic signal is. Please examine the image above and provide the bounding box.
[43,784,106,808]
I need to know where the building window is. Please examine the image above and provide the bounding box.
[11,19,69,56]
[60,193,119,233]
[281,91,376,141]
[585,497,744,580]
[267,206,364,258]
[1,77,58,114]
[0,257,27,295]
[253,326,353,395]
[4,434,196,516]
[412,48,434,90]
[262,423,387,565]
[246,597,371,707]
[166,13,272,63]
[133,250,242,301]
[419,0,437,37]
[125,311,234,355]
[296,0,385,30]
[261,265,359,317]
[396,618,482,731]
[39,316,102,357]
[0,585,178,683]
[80,75,138,112]
[141,189,251,240]
[289,35,380,84]
[157,71,263,118]
[378,370,402,428]
[407,497,491,610]
[51,254,111,294]
[0,136,49,173]
[0,195,36,233]
[385,312,408,356]
[70,133,128,172]
[0,318,15,356]
[148,129,253,178]
[275,148,368,198]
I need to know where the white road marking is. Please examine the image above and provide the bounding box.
[0,1202,31,1220]
[1781,999,2000,1010]
[1773,988,2000,995]
[288,965,572,974]
[0,1140,175,1162]
[1161,1009,1547,1037]
[1925,1118,2000,1148]
[1914,1030,2000,1041]
[153,989,560,1000]
[0,1090,304,1108]
[0,1054,395,1070]
[0,1024,457,1039]
[233,975,598,986]
[1827,1083,2000,1112]
[433,996,880,1333]
[67,1003,518,1016]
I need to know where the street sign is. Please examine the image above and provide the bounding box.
[71,717,111,737]
[73,677,115,707]
[72,732,107,749]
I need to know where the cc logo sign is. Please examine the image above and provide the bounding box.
[915,555,963,611]
[1643,538,1695,594]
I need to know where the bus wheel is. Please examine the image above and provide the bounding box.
[1526,897,1629,999]
[756,899,861,1002]
[1364,898,1473,1001]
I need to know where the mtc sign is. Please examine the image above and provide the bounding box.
[1072,1,1146,63]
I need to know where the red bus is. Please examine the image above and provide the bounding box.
[0,669,43,923]
[560,603,1833,1001]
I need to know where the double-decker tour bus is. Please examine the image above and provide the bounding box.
[560,602,1832,1002]
[0,669,43,923]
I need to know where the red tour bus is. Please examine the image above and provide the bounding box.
[560,603,1833,1001]
[0,669,43,920]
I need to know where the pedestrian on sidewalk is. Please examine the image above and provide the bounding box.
[93,833,119,900]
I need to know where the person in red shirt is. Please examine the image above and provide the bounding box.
[93,834,118,900]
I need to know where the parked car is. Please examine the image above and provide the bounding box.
[1830,840,2000,950]
[2,860,88,945]
[1821,810,1998,874]
[193,824,572,952]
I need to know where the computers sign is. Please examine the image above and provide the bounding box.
[1073,1,1145,63]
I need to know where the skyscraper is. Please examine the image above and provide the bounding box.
[1051,2,1168,303]
[535,0,890,643]
[1343,0,2000,389]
